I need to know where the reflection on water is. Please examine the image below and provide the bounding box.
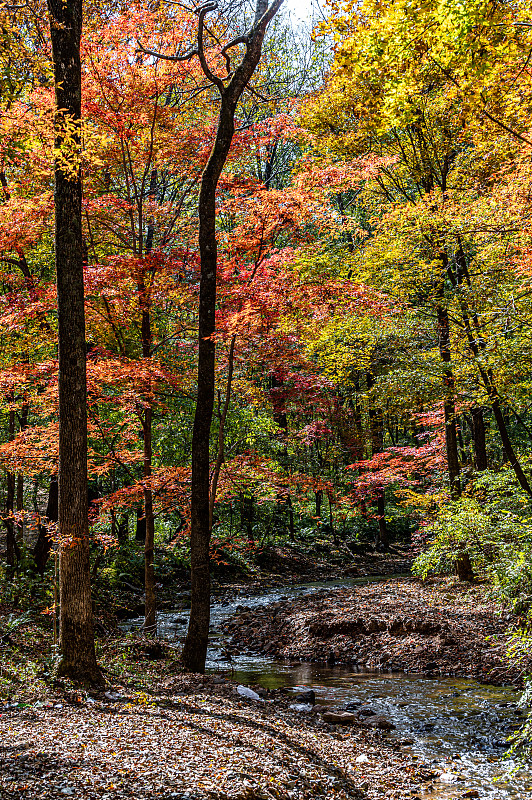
[124,579,531,799]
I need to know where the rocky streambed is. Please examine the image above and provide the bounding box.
[124,575,532,799]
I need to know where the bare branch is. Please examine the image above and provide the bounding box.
[221,34,248,75]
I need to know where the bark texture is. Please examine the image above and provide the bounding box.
[471,407,488,472]
[182,0,284,673]
[436,304,461,498]
[48,0,101,684]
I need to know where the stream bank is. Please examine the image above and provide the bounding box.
[223,577,528,685]
[121,575,532,799]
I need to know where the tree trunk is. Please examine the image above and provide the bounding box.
[328,492,338,546]
[139,172,156,634]
[456,552,475,582]
[315,489,323,521]
[117,513,129,542]
[375,489,388,551]
[367,373,389,550]
[471,407,488,471]
[181,0,284,673]
[241,495,254,543]
[136,507,146,543]
[143,406,156,634]
[454,252,532,496]
[436,304,461,498]
[33,477,58,574]
[15,401,28,548]
[5,403,20,569]
[48,0,101,684]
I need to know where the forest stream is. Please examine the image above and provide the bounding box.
[126,579,532,800]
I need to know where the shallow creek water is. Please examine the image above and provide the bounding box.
[126,579,532,799]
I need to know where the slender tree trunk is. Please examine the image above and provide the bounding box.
[454,251,532,496]
[137,273,156,633]
[376,489,388,551]
[367,373,388,550]
[15,401,28,548]
[209,335,236,531]
[136,507,146,542]
[436,304,461,498]
[5,402,20,568]
[315,489,323,520]
[471,407,488,471]
[328,492,338,546]
[181,0,284,673]
[33,477,58,574]
[48,0,101,684]
[241,495,254,544]
[271,373,294,537]
[143,406,156,634]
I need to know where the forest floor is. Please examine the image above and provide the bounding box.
[0,668,441,800]
[224,577,529,686]
[1,556,523,800]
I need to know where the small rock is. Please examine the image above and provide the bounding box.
[439,772,458,783]
[289,703,313,713]
[294,690,315,705]
[361,715,395,730]
[236,685,263,702]
[322,711,358,725]
[355,754,370,763]
[461,791,480,799]
[357,707,377,717]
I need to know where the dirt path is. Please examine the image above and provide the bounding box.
[224,577,527,685]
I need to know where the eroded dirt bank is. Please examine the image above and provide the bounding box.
[224,578,528,685]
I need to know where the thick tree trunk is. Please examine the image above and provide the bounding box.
[182,0,284,673]
[456,552,475,582]
[48,0,101,684]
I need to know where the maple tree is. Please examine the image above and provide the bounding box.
[2,0,532,702]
